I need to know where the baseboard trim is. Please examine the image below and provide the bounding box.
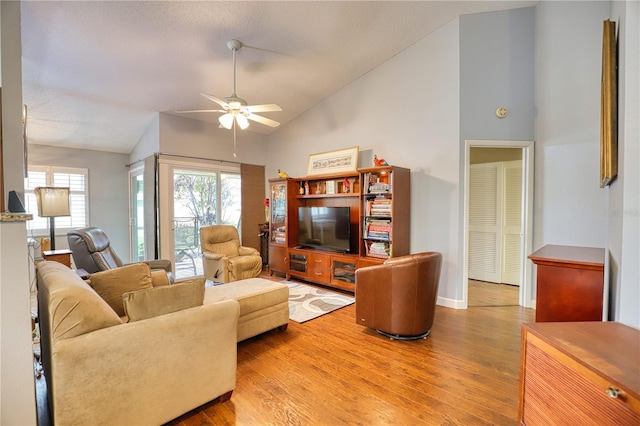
[437,296,466,310]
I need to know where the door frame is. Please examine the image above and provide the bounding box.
[128,164,145,264]
[462,140,534,308]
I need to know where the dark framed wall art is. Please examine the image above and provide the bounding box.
[600,19,618,188]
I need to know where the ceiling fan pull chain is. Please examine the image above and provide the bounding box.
[233,122,237,158]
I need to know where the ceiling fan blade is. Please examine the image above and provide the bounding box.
[175,109,225,113]
[247,113,280,128]
[200,93,228,108]
[244,104,282,113]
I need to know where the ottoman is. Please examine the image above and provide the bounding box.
[204,278,289,341]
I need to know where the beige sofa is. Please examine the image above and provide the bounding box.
[37,260,290,425]
[37,261,240,425]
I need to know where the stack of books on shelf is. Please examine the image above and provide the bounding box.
[364,172,390,194]
[368,182,389,193]
[367,197,391,217]
[365,219,391,241]
[366,241,390,259]
[273,226,286,244]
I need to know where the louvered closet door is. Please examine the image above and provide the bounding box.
[501,161,523,286]
[469,162,503,283]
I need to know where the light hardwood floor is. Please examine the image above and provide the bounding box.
[468,279,520,307]
[36,273,535,425]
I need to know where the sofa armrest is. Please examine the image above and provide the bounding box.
[203,252,224,261]
[238,246,259,256]
[354,263,393,329]
[355,263,392,290]
[202,253,228,282]
[50,299,240,425]
[145,258,172,272]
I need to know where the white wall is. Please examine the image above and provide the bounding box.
[129,113,160,165]
[158,113,269,166]
[28,145,130,258]
[266,2,635,313]
[0,1,37,424]
[129,112,270,168]
[534,1,609,248]
[608,0,640,327]
[267,19,462,301]
[460,7,535,142]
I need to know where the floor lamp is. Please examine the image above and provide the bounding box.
[34,187,70,251]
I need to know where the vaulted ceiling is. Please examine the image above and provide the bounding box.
[20,1,537,154]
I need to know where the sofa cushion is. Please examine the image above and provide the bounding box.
[89,263,153,316]
[123,278,206,322]
[204,278,289,316]
[150,269,171,287]
[36,261,123,340]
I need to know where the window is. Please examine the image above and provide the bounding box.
[24,166,88,235]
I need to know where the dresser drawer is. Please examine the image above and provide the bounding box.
[519,322,640,425]
[308,252,330,284]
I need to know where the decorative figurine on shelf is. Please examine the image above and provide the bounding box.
[278,169,290,178]
[343,177,351,193]
[263,198,270,223]
[373,155,389,167]
[315,183,322,194]
[304,181,310,195]
[299,181,305,195]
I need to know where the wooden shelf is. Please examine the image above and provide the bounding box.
[268,164,410,291]
[296,193,360,199]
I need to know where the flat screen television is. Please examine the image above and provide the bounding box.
[297,206,351,253]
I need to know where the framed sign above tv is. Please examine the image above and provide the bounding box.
[307,146,359,176]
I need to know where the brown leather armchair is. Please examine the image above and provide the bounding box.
[200,225,263,283]
[67,227,173,282]
[355,252,443,340]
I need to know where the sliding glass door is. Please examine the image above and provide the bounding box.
[158,159,241,280]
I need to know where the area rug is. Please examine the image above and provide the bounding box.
[284,281,355,323]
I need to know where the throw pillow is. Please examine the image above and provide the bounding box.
[89,263,153,316]
[123,277,205,322]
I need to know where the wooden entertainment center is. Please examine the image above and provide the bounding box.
[268,165,410,292]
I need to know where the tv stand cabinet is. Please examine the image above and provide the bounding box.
[286,247,359,291]
[268,165,410,292]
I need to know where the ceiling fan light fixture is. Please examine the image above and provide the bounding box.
[226,98,245,111]
[219,113,234,129]
[236,114,249,130]
[179,38,281,158]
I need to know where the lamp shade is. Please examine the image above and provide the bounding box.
[235,114,249,130]
[34,187,71,217]
[219,113,234,130]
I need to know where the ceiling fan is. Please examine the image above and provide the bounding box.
[177,39,282,131]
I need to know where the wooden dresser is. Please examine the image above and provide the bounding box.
[528,244,605,322]
[518,322,640,425]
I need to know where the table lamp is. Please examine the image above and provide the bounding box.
[34,187,70,251]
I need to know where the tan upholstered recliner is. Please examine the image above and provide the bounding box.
[355,252,443,340]
[67,227,174,282]
[200,225,262,283]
